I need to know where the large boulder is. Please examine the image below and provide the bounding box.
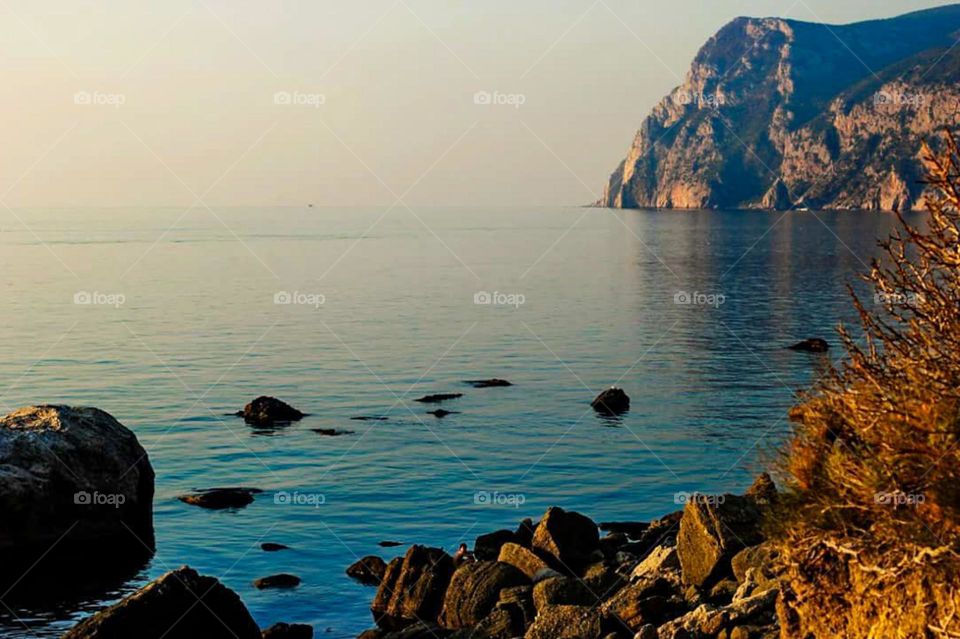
[677,495,763,588]
[62,566,261,639]
[497,542,549,579]
[439,561,528,629]
[372,546,454,630]
[531,507,600,572]
[602,577,685,632]
[0,405,154,554]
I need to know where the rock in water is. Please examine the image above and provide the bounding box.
[439,560,528,629]
[237,396,305,425]
[532,507,601,572]
[261,623,313,639]
[0,405,155,554]
[371,546,454,629]
[787,338,829,353]
[178,487,262,510]
[413,393,463,403]
[591,388,630,415]
[62,566,261,639]
[261,542,289,552]
[253,574,301,589]
[465,379,513,388]
[677,494,764,588]
[347,556,388,586]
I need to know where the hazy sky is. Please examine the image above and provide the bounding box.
[1,0,955,208]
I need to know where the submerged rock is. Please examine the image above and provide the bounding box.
[427,409,458,418]
[787,338,829,353]
[253,574,301,589]
[237,396,305,425]
[311,428,354,436]
[0,405,155,555]
[414,393,463,404]
[465,379,513,388]
[62,566,261,639]
[347,556,388,586]
[261,542,289,552]
[178,487,262,510]
[379,541,404,548]
[372,546,454,629]
[591,388,630,415]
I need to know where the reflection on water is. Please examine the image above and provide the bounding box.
[0,206,910,637]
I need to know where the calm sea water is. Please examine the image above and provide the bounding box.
[0,206,906,637]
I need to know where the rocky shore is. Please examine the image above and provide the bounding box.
[349,473,780,639]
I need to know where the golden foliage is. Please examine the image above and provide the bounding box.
[775,131,960,638]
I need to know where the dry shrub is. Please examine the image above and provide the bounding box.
[774,131,960,638]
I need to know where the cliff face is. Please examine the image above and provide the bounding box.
[601,5,960,212]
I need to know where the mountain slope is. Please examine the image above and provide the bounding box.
[600,5,960,211]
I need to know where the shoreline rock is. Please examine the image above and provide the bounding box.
[178,487,262,510]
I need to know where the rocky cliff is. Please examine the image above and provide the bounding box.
[600,5,960,212]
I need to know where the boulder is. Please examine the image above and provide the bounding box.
[0,405,155,554]
[62,566,261,639]
[372,546,454,630]
[591,388,630,415]
[730,544,779,586]
[515,518,536,547]
[532,507,600,572]
[237,396,304,425]
[474,529,516,561]
[602,577,684,632]
[599,521,650,538]
[261,623,313,638]
[532,576,597,611]
[497,542,549,579]
[179,487,262,510]
[631,545,680,583]
[676,495,763,588]
[462,605,525,639]
[377,622,451,638]
[253,574,301,589]
[523,605,604,639]
[582,561,626,597]
[787,338,829,353]
[439,561,528,629]
[348,556,388,586]
[498,585,535,628]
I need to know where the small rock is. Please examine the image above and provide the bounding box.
[178,487,262,510]
[465,379,513,388]
[253,574,301,589]
[707,578,739,603]
[379,541,404,548]
[497,542,549,580]
[261,543,290,552]
[630,546,680,582]
[310,428,354,436]
[261,622,314,638]
[427,410,458,418]
[591,387,630,415]
[787,338,829,353]
[347,556,388,586]
[350,416,389,421]
[62,566,260,639]
[600,522,650,538]
[237,396,305,425]
[413,393,463,403]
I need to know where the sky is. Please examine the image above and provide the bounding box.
[0,0,955,208]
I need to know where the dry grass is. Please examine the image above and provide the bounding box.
[774,131,960,638]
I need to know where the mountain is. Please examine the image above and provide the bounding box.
[600,5,960,212]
